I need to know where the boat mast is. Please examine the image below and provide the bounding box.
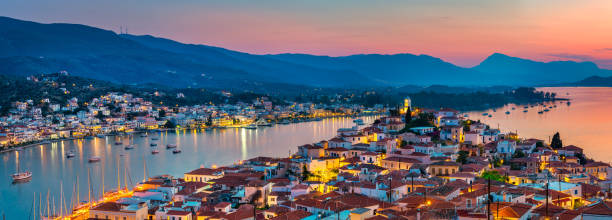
[143,155,147,182]
[87,169,91,203]
[59,182,63,217]
[124,165,128,190]
[117,157,121,191]
[101,164,105,199]
[38,192,42,220]
[46,190,49,218]
[31,192,35,220]
[52,196,55,217]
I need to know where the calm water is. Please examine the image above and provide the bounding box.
[467,87,612,162]
[0,116,376,218]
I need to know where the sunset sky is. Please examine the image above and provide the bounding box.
[2,0,611,68]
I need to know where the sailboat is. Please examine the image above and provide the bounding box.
[12,152,32,182]
[66,150,76,158]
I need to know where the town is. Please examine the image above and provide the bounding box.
[0,73,386,150]
[41,97,612,220]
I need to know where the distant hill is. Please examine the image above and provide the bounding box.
[473,53,612,85]
[1,16,611,88]
[559,75,612,87]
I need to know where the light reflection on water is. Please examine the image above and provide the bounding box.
[467,87,612,162]
[0,116,375,218]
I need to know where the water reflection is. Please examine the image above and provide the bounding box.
[0,116,376,218]
[467,87,612,162]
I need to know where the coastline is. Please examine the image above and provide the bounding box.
[0,113,384,155]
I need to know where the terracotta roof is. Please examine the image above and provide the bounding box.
[268,210,312,220]
[185,168,221,176]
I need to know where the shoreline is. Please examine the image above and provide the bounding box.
[0,113,383,155]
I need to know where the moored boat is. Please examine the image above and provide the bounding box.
[255,118,272,126]
[172,149,182,154]
[166,144,177,149]
[88,156,101,163]
[152,149,160,154]
[66,150,76,158]
[150,143,157,147]
[11,154,32,182]
[124,144,135,150]
[245,124,257,129]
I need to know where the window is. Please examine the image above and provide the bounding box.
[466,199,472,208]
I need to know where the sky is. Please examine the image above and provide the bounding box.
[1,0,611,68]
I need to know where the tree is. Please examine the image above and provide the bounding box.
[456,151,469,164]
[404,107,412,124]
[163,120,176,128]
[481,171,505,182]
[551,132,563,149]
[205,116,213,126]
[95,111,105,120]
[512,150,526,158]
[301,165,312,181]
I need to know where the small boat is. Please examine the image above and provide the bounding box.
[96,134,105,138]
[12,171,32,181]
[151,137,159,140]
[505,111,510,115]
[172,149,182,154]
[151,149,160,154]
[124,145,135,150]
[523,110,528,113]
[150,143,157,147]
[245,124,257,129]
[538,111,544,114]
[88,156,101,163]
[255,118,272,126]
[544,109,550,112]
[488,115,492,117]
[12,156,32,182]
[166,144,177,149]
[463,114,469,117]
[114,142,122,145]
[140,133,148,137]
[279,120,290,125]
[353,119,364,125]
[482,113,489,116]
[511,107,516,110]
[66,151,76,158]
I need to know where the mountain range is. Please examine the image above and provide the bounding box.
[0,16,610,89]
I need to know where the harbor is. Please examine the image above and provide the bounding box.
[0,116,377,218]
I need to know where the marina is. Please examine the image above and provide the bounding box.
[0,116,376,218]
